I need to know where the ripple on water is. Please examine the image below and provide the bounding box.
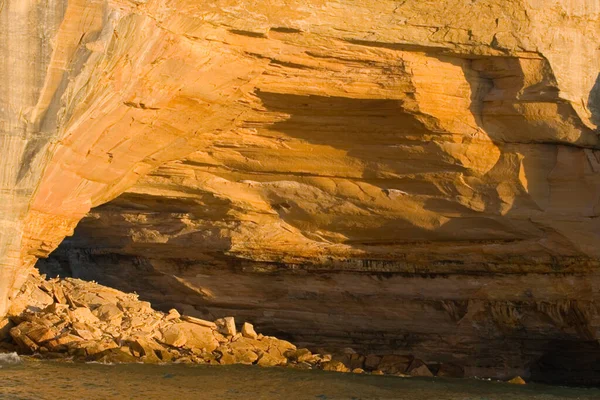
[0,360,599,400]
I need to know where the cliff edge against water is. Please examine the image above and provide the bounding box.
[1,0,600,383]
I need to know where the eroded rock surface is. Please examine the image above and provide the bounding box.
[1,0,600,384]
[4,275,450,379]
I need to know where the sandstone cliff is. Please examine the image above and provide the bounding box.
[2,0,600,382]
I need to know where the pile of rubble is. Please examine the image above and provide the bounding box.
[1,276,463,378]
[4,278,303,366]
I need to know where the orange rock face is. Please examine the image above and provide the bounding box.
[2,0,600,381]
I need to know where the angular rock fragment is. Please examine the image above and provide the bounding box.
[217,343,259,365]
[507,376,526,385]
[43,303,68,315]
[437,363,465,378]
[178,322,219,352]
[72,322,102,341]
[364,354,382,371]
[45,333,84,351]
[241,322,258,339]
[9,326,39,353]
[93,304,124,325]
[165,309,181,321]
[76,339,119,357]
[322,361,350,373]
[407,359,434,377]
[68,307,100,325]
[159,325,187,348]
[25,325,58,344]
[256,352,287,367]
[118,301,152,315]
[129,338,162,363]
[345,353,365,370]
[377,355,412,375]
[92,347,139,363]
[215,317,236,336]
[0,318,13,340]
[52,285,67,305]
[182,315,216,329]
[285,348,313,363]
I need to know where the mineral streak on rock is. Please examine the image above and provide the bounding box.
[1,0,600,383]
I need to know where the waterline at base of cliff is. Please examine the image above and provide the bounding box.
[1,357,599,400]
[0,274,468,379]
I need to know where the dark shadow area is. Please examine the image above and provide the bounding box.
[588,73,600,128]
[255,91,467,178]
[254,90,529,245]
[531,340,600,386]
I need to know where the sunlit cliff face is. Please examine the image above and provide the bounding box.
[1,0,600,380]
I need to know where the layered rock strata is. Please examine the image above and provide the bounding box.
[2,0,600,312]
[1,0,600,385]
[38,249,600,384]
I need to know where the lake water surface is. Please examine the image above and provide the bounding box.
[1,353,598,400]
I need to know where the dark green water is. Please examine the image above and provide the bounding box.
[1,354,599,399]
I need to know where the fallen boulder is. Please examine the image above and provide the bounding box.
[215,317,236,336]
[241,322,258,339]
[407,359,434,377]
[377,355,412,375]
[507,376,527,385]
[322,360,350,373]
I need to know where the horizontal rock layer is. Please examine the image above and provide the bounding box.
[38,249,600,382]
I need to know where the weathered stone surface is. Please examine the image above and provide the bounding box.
[181,316,216,329]
[256,352,288,367]
[25,325,58,344]
[507,376,527,385]
[159,325,187,348]
[377,355,412,375]
[165,309,181,321]
[0,318,14,340]
[241,322,258,340]
[46,334,84,351]
[93,304,124,325]
[437,363,465,379]
[78,339,120,357]
[364,354,382,371]
[176,322,219,353]
[217,343,259,365]
[129,338,162,363]
[72,322,102,341]
[408,360,434,378]
[285,348,313,363]
[322,361,350,373]
[345,353,366,370]
[68,308,99,325]
[118,301,152,315]
[215,317,237,337]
